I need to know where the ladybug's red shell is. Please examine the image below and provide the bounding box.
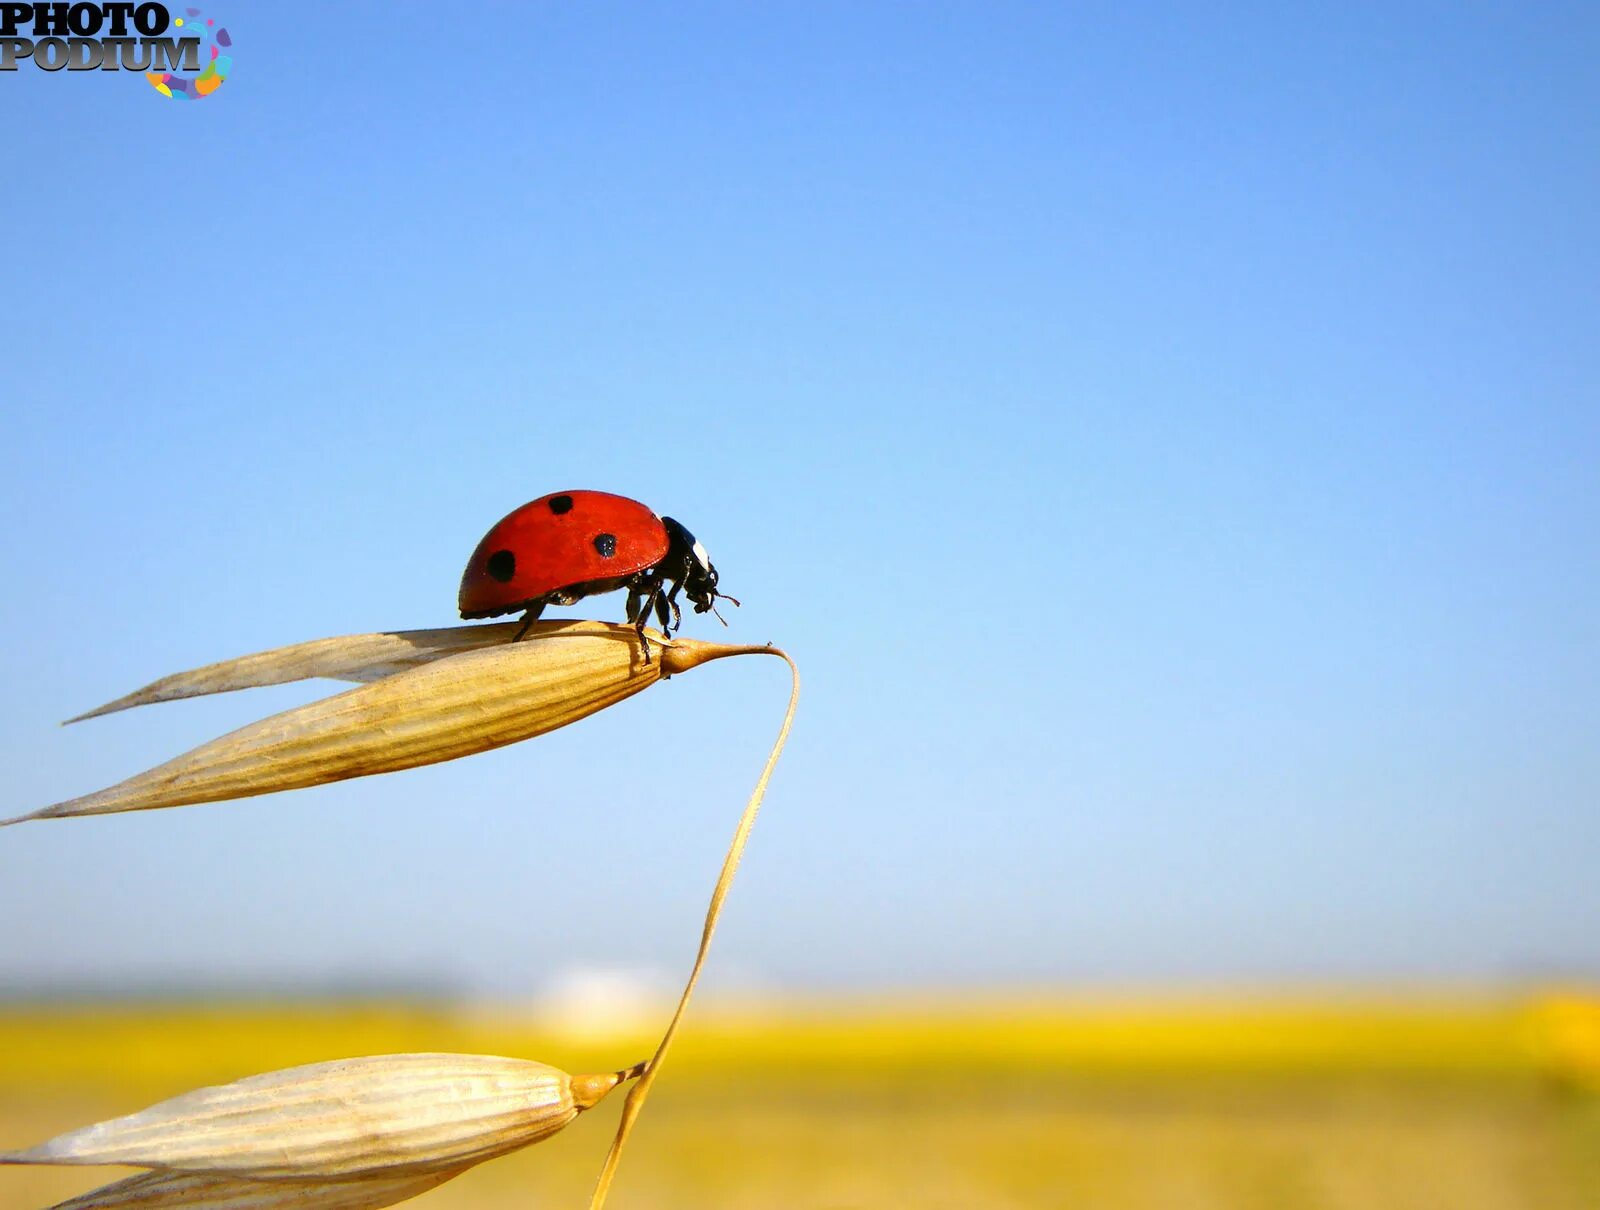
[458,490,670,619]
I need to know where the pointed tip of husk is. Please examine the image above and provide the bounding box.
[2,1135,81,1166]
[64,703,123,725]
[658,638,788,678]
[4,799,78,828]
[63,701,122,725]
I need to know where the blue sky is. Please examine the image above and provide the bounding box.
[0,2,1595,996]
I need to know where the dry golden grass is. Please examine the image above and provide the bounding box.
[2,995,1596,1210]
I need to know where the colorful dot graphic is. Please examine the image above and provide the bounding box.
[146,7,232,100]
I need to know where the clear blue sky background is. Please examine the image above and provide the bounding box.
[1,3,1595,997]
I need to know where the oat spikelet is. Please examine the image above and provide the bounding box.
[6,624,771,827]
[0,1053,641,1179]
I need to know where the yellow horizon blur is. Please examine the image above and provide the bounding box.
[3,987,1597,1209]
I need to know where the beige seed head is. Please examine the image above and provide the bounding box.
[0,1053,641,1179]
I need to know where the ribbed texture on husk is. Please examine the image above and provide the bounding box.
[0,1054,602,1178]
[48,1167,466,1210]
[11,624,667,825]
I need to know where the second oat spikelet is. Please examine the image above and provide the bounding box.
[0,1053,643,1179]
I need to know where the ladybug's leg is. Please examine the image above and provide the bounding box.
[631,583,661,664]
[625,587,644,624]
[661,580,685,633]
[512,601,546,642]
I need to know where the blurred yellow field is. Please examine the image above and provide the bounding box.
[1,993,1596,1209]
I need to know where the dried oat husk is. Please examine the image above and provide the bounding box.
[0,1053,641,1180]
[47,1167,467,1210]
[5,622,777,827]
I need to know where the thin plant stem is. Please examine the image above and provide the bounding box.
[586,648,800,1210]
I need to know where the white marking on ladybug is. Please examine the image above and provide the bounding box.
[691,539,712,570]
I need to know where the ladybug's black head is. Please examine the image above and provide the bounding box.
[661,516,736,618]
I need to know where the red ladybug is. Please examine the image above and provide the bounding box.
[458,490,736,659]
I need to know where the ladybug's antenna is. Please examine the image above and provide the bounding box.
[707,591,741,626]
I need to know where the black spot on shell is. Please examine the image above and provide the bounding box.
[487,550,516,582]
[548,495,574,515]
[593,533,617,558]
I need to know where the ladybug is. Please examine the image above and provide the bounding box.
[458,490,736,660]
